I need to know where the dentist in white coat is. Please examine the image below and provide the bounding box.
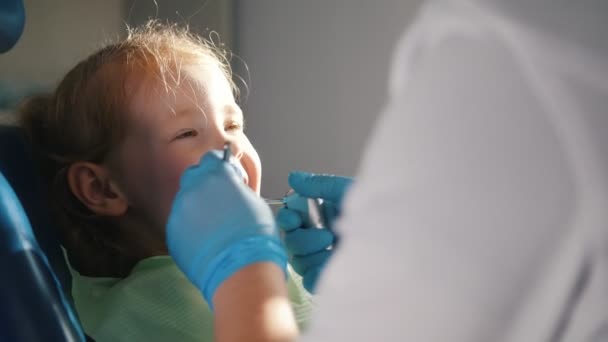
[167,0,608,341]
[303,0,608,340]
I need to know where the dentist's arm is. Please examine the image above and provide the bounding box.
[214,263,297,342]
[166,151,297,342]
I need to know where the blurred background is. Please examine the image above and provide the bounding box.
[0,0,422,197]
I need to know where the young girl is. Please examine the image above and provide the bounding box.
[19,21,312,341]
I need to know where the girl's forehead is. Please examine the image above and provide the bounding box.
[184,63,232,90]
[125,65,232,124]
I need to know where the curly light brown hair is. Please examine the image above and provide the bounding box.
[19,21,237,277]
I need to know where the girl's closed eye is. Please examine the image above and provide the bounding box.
[225,120,244,132]
[173,129,198,140]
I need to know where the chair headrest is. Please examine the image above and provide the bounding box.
[0,0,25,53]
[0,170,85,341]
[0,125,72,296]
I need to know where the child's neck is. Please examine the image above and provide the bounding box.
[72,216,168,278]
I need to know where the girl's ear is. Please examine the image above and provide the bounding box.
[67,162,128,216]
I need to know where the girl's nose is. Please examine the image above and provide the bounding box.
[220,139,249,185]
[223,137,244,161]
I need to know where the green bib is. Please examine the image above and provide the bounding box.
[71,256,313,342]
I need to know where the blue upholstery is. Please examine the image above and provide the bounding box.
[0,125,85,341]
[0,0,25,53]
[1,4,94,340]
[0,125,72,296]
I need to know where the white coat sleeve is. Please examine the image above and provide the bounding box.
[299,3,604,340]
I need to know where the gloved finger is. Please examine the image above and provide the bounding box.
[288,171,353,203]
[182,150,223,175]
[322,201,339,229]
[303,267,322,293]
[284,228,333,256]
[277,207,302,232]
[180,150,239,188]
[290,249,332,276]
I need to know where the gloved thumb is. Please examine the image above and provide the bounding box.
[288,171,353,204]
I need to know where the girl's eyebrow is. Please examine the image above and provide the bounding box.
[223,104,244,120]
[158,113,194,137]
[173,107,198,117]
[161,107,201,124]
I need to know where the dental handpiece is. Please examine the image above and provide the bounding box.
[223,143,327,229]
[265,192,327,230]
[222,142,231,161]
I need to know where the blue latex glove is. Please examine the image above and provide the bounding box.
[276,171,353,292]
[166,150,287,306]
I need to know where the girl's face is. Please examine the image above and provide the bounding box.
[109,64,261,232]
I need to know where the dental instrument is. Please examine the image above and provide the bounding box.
[222,143,327,229]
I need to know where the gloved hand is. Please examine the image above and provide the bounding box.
[277,171,353,293]
[166,150,287,306]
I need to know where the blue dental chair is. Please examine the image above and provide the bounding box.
[1,1,89,340]
[0,125,88,341]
